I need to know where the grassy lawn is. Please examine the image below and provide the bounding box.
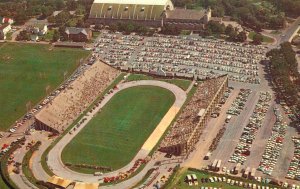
[270,30,281,35]
[126,74,192,91]
[62,86,175,172]
[0,179,9,189]
[92,31,101,40]
[44,29,55,41]
[0,43,89,131]
[248,32,274,43]
[5,32,13,40]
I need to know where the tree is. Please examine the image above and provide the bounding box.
[252,33,263,45]
[75,5,86,15]
[236,31,247,42]
[207,21,225,34]
[54,0,65,10]
[16,30,30,41]
[225,24,234,36]
[15,11,28,25]
[212,6,225,17]
[52,30,60,42]
[66,0,77,10]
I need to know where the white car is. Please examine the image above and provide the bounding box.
[9,128,16,133]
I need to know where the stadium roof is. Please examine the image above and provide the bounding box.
[165,8,206,20]
[93,0,170,5]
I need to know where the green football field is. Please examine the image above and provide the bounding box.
[62,86,175,172]
[0,43,89,131]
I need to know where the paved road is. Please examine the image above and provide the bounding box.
[183,88,239,169]
[279,17,300,44]
[42,80,186,185]
[9,139,38,189]
[8,133,52,189]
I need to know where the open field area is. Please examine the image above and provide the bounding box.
[61,86,175,172]
[126,74,192,91]
[248,32,275,43]
[0,179,8,189]
[0,43,89,131]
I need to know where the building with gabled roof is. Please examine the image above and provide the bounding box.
[0,24,11,40]
[88,0,212,29]
[65,27,92,42]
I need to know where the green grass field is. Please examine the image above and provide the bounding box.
[0,179,8,189]
[248,32,274,43]
[126,74,192,91]
[0,43,89,131]
[62,86,175,172]
[44,29,55,41]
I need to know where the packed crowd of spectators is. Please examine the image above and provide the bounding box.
[159,76,227,154]
[35,62,120,133]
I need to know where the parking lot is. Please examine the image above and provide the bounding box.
[92,31,267,84]
[185,79,299,184]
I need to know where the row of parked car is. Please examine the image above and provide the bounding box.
[286,136,300,180]
[198,175,279,189]
[211,87,233,118]
[227,89,252,116]
[0,137,25,158]
[257,107,287,175]
[229,91,272,164]
[93,31,266,84]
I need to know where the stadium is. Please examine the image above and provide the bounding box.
[88,0,212,29]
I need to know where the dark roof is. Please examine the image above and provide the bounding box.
[165,8,206,20]
[65,27,90,36]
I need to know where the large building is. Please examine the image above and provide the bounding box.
[89,0,212,29]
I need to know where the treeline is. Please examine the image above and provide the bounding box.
[0,0,93,25]
[172,0,299,31]
[161,21,249,43]
[267,42,300,108]
[105,22,154,36]
[266,0,300,18]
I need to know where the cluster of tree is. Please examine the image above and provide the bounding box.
[172,0,297,31]
[0,0,93,25]
[16,30,31,41]
[0,0,64,24]
[160,24,181,35]
[266,42,300,109]
[203,21,247,43]
[47,10,88,28]
[266,0,300,18]
[108,22,154,36]
[252,33,264,45]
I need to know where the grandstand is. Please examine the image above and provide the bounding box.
[35,62,120,133]
[159,76,228,156]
